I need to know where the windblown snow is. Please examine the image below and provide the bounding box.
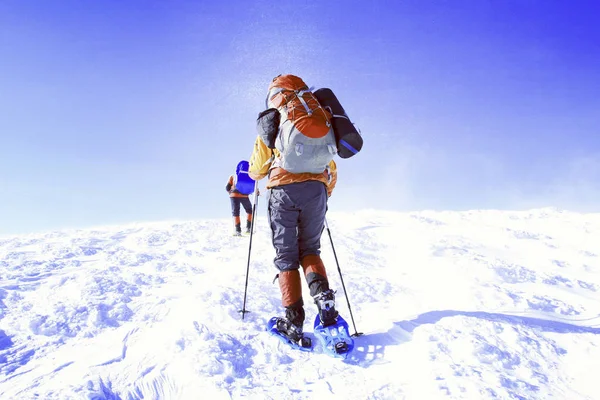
[1,209,599,399]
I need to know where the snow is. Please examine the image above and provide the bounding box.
[1,208,600,399]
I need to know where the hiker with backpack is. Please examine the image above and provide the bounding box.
[248,74,341,344]
[226,160,257,236]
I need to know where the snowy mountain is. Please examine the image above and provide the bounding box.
[1,209,599,399]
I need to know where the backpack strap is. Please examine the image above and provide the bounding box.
[264,150,275,168]
[295,90,312,114]
[323,105,348,121]
[332,113,350,120]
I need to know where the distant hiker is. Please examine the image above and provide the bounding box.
[250,74,339,344]
[226,160,256,236]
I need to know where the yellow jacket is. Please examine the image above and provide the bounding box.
[248,136,337,197]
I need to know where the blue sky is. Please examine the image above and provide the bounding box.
[1,0,599,235]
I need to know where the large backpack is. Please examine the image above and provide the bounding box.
[233,160,255,195]
[264,74,337,174]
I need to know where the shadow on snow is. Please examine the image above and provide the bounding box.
[345,310,600,367]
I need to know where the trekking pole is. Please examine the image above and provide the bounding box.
[239,182,259,320]
[325,217,363,337]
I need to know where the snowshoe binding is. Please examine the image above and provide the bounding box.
[313,289,339,327]
[267,317,312,350]
[312,290,354,358]
[313,314,354,358]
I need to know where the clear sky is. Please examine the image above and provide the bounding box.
[1,0,599,235]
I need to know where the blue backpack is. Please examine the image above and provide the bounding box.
[234,160,256,195]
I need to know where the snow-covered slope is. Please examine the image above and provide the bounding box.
[1,209,599,399]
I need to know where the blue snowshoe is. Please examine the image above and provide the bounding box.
[312,289,354,358]
[313,314,354,358]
